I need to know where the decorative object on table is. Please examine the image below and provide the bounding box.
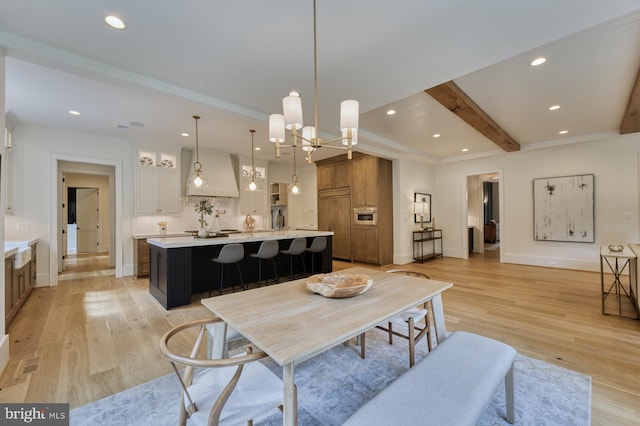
[608,244,624,253]
[157,221,167,234]
[244,214,256,231]
[533,174,594,242]
[414,193,431,229]
[194,198,213,237]
[305,272,373,298]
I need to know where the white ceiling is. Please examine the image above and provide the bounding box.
[1,0,640,165]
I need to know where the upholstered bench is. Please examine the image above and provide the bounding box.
[342,331,517,426]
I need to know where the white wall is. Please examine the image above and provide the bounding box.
[0,48,9,375]
[392,157,436,264]
[6,124,133,283]
[435,133,640,271]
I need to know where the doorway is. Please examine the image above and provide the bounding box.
[54,159,120,281]
[465,171,502,259]
[68,187,100,254]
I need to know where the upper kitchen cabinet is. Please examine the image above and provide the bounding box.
[317,158,351,190]
[352,155,381,207]
[239,157,268,215]
[135,147,181,215]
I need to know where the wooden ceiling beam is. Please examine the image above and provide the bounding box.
[620,65,640,134]
[425,81,520,152]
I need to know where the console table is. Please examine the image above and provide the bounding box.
[413,229,443,263]
[600,245,638,319]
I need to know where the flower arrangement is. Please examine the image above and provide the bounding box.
[194,198,213,228]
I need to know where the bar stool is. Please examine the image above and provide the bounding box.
[280,237,307,280]
[305,236,327,275]
[249,240,280,287]
[210,243,245,296]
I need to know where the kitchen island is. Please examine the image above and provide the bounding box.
[147,230,333,309]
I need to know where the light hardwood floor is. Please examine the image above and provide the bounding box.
[0,251,638,425]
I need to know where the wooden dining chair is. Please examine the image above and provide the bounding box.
[160,317,284,426]
[373,269,433,367]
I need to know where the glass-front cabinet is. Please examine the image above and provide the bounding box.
[135,146,181,215]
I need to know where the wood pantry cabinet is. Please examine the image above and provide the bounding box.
[135,147,181,215]
[316,152,393,265]
[318,188,352,260]
[351,155,378,206]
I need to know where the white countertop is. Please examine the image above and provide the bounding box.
[148,230,333,249]
[5,238,39,259]
[132,232,191,239]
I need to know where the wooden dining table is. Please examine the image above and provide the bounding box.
[201,266,454,426]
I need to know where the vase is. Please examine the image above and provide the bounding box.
[198,228,208,238]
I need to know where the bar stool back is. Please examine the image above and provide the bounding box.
[280,237,307,280]
[249,240,280,286]
[211,243,245,296]
[305,236,327,274]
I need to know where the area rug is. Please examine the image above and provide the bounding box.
[70,330,591,425]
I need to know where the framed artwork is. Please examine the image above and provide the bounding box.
[414,193,431,223]
[533,174,594,243]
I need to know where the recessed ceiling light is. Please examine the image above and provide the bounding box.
[105,15,126,30]
[462,148,469,152]
[68,110,80,116]
[559,130,568,135]
[530,57,546,66]
[181,132,189,137]
[386,109,396,116]
[433,133,441,138]
[255,147,261,151]
[548,105,560,111]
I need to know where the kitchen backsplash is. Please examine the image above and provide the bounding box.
[131,196,268,235]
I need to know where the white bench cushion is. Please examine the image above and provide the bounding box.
[343,331,516,426]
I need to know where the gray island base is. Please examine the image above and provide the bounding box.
[146,230,333,309]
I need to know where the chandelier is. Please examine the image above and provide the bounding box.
[268,0,359,164]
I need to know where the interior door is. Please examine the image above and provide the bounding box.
[76,188,99,253]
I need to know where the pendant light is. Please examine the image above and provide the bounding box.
[291,146,301,195]
[248,129,257,191]
[187,115,208,189]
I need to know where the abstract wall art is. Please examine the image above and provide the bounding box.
[533,174,594,243]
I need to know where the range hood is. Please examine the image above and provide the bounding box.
[185,148,239,197]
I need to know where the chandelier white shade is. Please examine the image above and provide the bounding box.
[268,0,359,163]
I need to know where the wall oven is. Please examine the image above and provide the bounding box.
[354,207,377,226]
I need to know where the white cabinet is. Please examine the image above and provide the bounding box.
[135,147,181,215]
[238,157,268,215]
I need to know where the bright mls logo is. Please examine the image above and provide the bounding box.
[1,404,69,425]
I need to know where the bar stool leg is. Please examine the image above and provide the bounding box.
[271,258,279,284]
